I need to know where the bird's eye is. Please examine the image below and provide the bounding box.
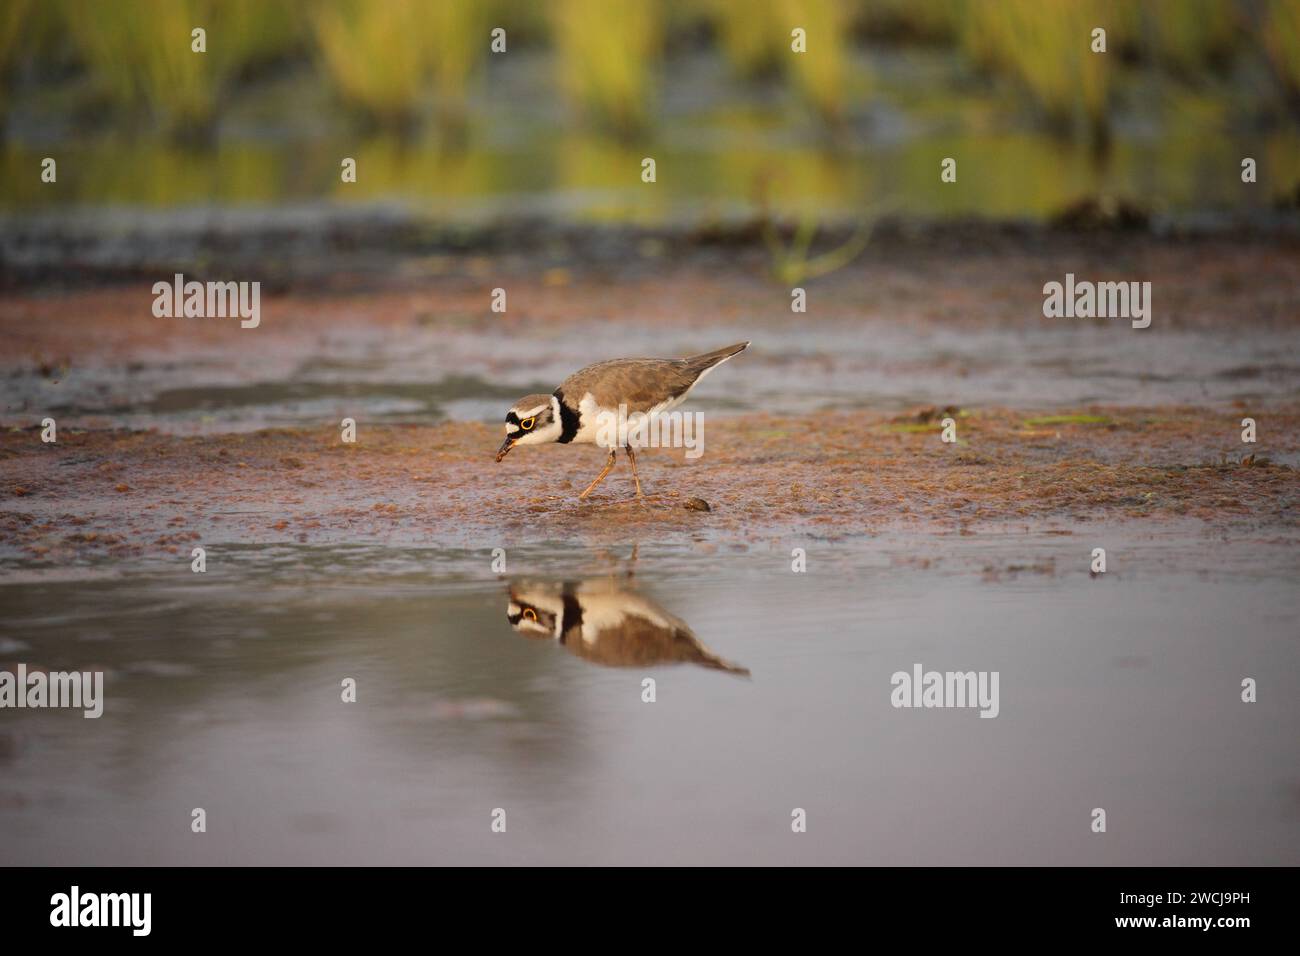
[520,418,536,431]
[523,608,537,622]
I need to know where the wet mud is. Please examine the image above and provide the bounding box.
[2,405,1296,566]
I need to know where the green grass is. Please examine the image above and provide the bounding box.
[882,422,940,433]
[712,0,858,124]
[550,0,662,139]
[0,0,31,73]
[712,0,785,78]
[311,0,488,132]
[786,0,854,124]
[959,0,1112,145]
[1147,0,1240,75]
[57,0,304,139]
[64,0,241,138]
[1023,414,1112,427]
[762,214,872,284]
[1265,0,1300,106]
[427,0,490,128]
[852,0,962,44]
[311,0,433,131]
[10,0,1299,147]
[0,0,34,125]
[222,0,308,78]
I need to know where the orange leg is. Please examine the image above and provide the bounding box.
[625,445,645,500]
[579,449,617,499]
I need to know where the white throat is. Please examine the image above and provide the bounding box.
[511,396,564,446]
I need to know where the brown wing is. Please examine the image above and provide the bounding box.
[683,341,749,373]
[559,358,700,414]
[568,613,750,675]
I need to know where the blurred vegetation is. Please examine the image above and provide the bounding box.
[785,0,854,125]
[313,1,423,132]
[0,0,1296,145]
[712,0,787,79]
[38,0,306,140]
[1265,0,1300,107]
[1147,0,1240,76]
[853,0,961,45]
[51,0,295,140]
[0,0,34,129]
[0,0,1297,223]
[763,213,873,284]
[709,0,857,125]
[550,0,663,138]
[311,0,489,134]
[961,0,1112,145]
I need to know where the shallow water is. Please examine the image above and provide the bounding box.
[9,316,1300,435]
[1,531,1296,865]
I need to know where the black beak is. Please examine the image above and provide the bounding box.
[495,436,515,462]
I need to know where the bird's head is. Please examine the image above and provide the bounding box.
[506,585,563,639]
[496,394,561,461]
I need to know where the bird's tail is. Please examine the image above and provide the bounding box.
[685,341,750,373]
[697,651,752,678]
[702,658,754,681]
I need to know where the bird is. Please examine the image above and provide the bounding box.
[506,579,749,675]
[495,341,749,500]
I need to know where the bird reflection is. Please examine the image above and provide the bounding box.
[506,579,749,676]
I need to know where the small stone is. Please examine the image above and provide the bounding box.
[684,497,711,512]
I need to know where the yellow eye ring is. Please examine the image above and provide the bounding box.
[520,418,536,430]
[523,608,537,621]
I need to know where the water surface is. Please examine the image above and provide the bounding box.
[2,532,1296,865]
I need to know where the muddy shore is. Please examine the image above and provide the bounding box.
[3,405,1296,566]
[3,226,1297,566]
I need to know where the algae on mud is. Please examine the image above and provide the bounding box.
[2,405,1297,567]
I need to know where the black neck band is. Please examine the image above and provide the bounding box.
[559,591,584,644]
[553,389,580,444]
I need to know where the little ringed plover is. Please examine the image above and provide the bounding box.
[495,341,750,499]
[507,579,750,675]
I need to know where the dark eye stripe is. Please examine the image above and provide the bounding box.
[506,411,543,422]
